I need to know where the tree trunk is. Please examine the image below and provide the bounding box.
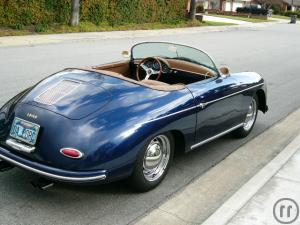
[189,0,197,20]
[70,0,80,26]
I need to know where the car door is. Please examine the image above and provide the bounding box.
[187,75,245,149]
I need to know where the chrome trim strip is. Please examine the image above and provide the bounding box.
[6,139,35,153]
[0,153,106,182]
[199,83,264,108]
[143,83,264,124]
[190,123,244,149]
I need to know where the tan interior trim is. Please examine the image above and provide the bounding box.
[166,59,215,77]
[66,67,186,92]
[93,60,131,77]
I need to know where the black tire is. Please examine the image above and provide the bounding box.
[233,95,259,138]
[129,132,174,192]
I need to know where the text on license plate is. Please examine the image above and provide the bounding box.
[9,117,40,145]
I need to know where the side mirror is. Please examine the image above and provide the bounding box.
[219,66,230,77]
[122,50,130,58]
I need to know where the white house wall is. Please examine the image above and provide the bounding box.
[225,1,245,11]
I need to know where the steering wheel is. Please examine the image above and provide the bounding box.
[136,57,162,81]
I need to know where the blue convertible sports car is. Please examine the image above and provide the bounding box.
[0,42,268,191]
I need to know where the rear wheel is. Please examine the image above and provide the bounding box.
[233,95,258,138]
[130,133,174,192]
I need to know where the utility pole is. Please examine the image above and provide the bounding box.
[70,0,80,26]
[189,0,197,20]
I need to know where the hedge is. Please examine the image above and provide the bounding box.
[284,10,300,17]
[0,0,187,28]
[236,7,268,15]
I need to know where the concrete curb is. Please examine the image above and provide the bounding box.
[201,133,300,225]
[0,20,286,47]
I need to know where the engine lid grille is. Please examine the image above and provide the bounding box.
[34,80,80,105]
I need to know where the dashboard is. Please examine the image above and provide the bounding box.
[143,59,171,74]
[134,57,216,77]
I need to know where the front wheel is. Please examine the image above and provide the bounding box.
[129,133,174,192]
[233,95,258,138]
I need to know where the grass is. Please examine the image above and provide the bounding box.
[272,14,290,20]
[0,20,233,37]
[210,14,269,23]
[271,14,299,20]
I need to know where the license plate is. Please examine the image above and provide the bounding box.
[9,117,40,146]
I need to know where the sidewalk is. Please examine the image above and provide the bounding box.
[0,20,286,47]
[134,108,300,225]
[203,134,300,225]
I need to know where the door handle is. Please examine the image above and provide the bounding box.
[198,103,206,109]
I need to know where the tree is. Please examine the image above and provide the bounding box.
[70,0,80,26]
[189,0,197,20]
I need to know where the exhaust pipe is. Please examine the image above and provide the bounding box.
[0,159,14,172]
[31,178,54,190]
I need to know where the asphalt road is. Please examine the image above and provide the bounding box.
[0,23,300,225]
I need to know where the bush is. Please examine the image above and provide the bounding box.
[35,22,49,32]
[271,5,284,15]
[236,7,268,15]
[196,4,204,13]
[284,11,300,17]
[0,0,187,28]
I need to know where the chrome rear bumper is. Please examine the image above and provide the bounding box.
[0,147,106,183]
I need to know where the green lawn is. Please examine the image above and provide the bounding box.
[0,20,233,37]
[271,14,300,20]
[272,15,290,20]
[210,14,269,23]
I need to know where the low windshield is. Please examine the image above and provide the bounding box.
[132,42,217,72]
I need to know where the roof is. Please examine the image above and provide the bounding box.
[282,0,300,6]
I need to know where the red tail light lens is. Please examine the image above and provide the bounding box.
[60,148,83,159]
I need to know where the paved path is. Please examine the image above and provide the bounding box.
[0,22,299,225]
[0,20,283,47]
[202,15,251,25]
[227,146,300,225]
[203,130,300,225]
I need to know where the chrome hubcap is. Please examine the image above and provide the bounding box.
[143,135,170,182]
[243,98,257,131]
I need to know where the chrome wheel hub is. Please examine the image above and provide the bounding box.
[143,135,170,182]
[243,98,257,131]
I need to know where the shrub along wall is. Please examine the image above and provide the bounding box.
[0,0,187,28]
[284,10,300,17]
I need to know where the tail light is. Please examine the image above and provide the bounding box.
[60,148,84,159]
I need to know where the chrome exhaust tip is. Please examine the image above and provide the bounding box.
[31,178,54,190]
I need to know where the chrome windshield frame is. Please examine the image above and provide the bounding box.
[131,42,220,76]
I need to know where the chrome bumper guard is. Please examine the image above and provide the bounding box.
[6,139,35,153]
